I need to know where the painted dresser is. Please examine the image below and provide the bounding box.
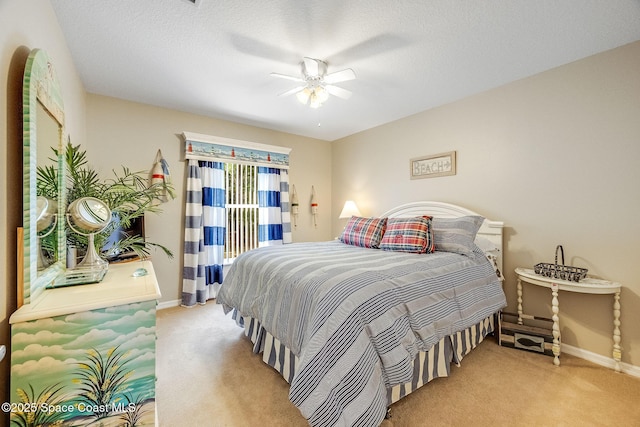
[8,260,161,426]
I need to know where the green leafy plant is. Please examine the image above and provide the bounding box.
[37,141,175,260]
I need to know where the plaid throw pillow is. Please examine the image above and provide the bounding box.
[380,216,434,253]
[340,216,387,248]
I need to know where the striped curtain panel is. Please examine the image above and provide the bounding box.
[182,160,226,307]
[279,170,292,244]
[257,167,292,246]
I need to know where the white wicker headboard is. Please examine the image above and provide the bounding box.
[380,201,504,276]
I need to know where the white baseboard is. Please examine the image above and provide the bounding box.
[562,343,640,378]
[157,299,181,310]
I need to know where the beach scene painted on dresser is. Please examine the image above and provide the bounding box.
[10,301,156,426]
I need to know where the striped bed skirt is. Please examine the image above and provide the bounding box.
[233,311,497,406]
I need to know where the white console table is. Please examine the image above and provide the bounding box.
[514,267,622,372]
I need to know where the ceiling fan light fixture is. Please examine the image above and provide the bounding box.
[306,86,329,109]
[309,91,322,109]
[316,86,329,103]
[296,88,311,105]
[273,57,355,108]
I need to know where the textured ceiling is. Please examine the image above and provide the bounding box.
[50,0,640,141]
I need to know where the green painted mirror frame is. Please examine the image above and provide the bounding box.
[23,49,67,304]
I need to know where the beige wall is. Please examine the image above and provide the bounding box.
[85,94,333,304]
[0,0,87,412]
[332,41,640,367]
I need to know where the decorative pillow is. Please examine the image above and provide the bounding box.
[432,215,484,256]
[339,216,387,248]
[475,236,499,253]
[474,237,503,280]
[380,216,435,253]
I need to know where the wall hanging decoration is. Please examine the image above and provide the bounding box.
[311,186,318,228]
[150,149,172,203]
[410,151,456,179]
[291,184,299,227]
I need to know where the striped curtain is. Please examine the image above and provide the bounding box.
[182,160,226,307]
[258,167,292,246]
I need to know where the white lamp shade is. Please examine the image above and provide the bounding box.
[339,200,361,218]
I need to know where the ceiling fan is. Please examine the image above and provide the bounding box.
[271,57,356,108]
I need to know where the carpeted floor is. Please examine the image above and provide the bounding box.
[156,302,640,426]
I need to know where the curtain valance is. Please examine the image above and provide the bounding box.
[183,131,291,169]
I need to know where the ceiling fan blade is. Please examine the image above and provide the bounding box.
[325,85,352,100]
[303,57,319,77]
[324,68,356,84]
[270,72,304,82]
[278,86,305,97]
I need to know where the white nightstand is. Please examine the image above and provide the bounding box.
[514,267,622,372]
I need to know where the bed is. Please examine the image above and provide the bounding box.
[217,201,506,427]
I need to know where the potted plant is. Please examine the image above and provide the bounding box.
[37,141,175,263]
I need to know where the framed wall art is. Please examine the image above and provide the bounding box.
[410,151,456,180]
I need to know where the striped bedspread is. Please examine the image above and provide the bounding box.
[217,240,506,427]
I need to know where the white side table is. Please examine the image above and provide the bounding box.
[514,267,622,372]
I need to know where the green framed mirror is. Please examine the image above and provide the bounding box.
[23,49,67,304]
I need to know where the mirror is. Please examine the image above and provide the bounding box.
[22,49,66,303]
[35,196,57,233]
[35,102,61,269]
[35,196,57,270]
[66,197,111,280]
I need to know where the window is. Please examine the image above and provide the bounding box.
[224,163,259,263]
